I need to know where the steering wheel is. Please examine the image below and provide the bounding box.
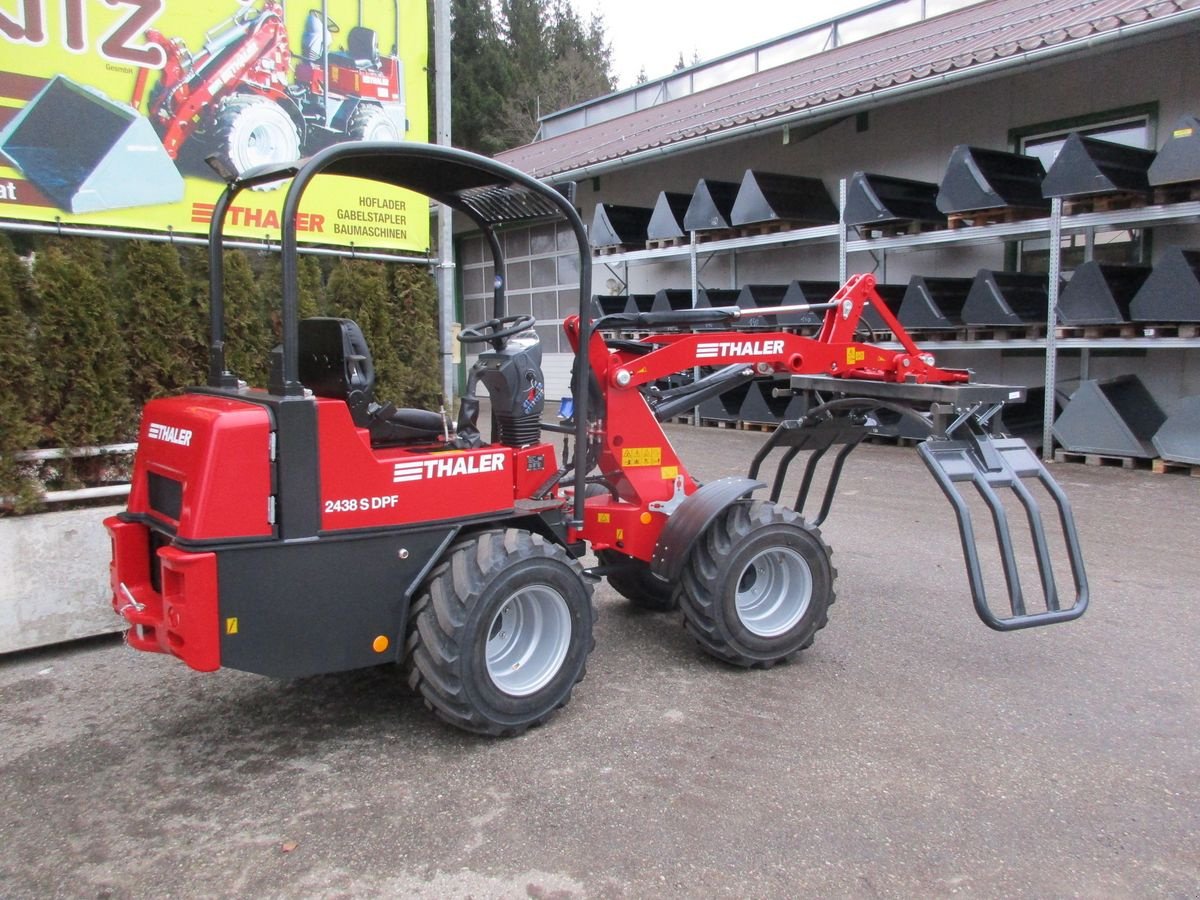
[458,314,536,349]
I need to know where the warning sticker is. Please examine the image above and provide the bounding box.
[622,447,662,467]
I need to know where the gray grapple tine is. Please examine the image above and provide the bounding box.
[918,436,1089,631]
[1008,474,1059,612]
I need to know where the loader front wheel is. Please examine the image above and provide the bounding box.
[597,549,677,611]
[406,529,595,736]
[679,500,834,668]
[213,95,301,178]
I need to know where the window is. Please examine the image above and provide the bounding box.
[1011,106,1156,273]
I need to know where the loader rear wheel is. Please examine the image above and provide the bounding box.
[678,500,834,668]
[405,529,595,736]
[348,103,401,142]
[213,95,301,178]
[597,549,677,611]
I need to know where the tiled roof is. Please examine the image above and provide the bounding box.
[497,0,1199,179]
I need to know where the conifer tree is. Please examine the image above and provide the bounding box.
[257,251,326,321]
[327,259,403,397]
[116,241,206,409]
[450,0,614,153]
[221,249,273,386]
[177,244,216,377]
[0,238,42,509]
[34,241,132,454]
[389,265,442,409]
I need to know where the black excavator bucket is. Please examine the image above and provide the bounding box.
[683,179,740,231]
[756,376,1088,631]
[0,75,182,213]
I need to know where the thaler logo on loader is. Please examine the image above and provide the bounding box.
[393,453,506,484]
[696,339,784,360]
[146,423,192,447]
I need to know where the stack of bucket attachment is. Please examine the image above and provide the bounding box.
[1040,133,1155,206]
[730,170,838,230]
[1152,396,1200,466]
[1129,247,1200,322]
[961,270,1059,327]
[898,275,974,330]
[695,288,741,310]
[0,75,183,213]
[698,378,756,425]
[590,294,654,321]
[936,145,1050,224]
[1148,115,1200,201]
[861,283,906,335]
[738,379,810,427]
[647,192,693,245]
[683,179,741,233]
[590,203,653,251]
[762,375,1087,631]
[1057,262,1150,326]
[1052,375,1166,459]
[651,289,694,315]
[995,385,1068,452]
[843,171,946,234]
[735,284,806,328]
[781,281,842,327]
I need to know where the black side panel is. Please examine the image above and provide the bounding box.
[274,399,321,539]
[218,527,457,677]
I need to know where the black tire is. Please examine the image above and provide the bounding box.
[597,549,677,612]
[347,103,401,141]
[212,95,301,178]
[678,500,835,668]
[405,529,595,736]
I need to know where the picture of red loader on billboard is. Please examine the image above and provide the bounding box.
[0,0,427,248]
[135,1,408,181]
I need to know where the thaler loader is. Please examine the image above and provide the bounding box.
[106,143,1088,735]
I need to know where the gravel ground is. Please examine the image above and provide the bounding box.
[1,425,1197,898]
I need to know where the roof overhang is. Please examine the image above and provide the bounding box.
[498,1,1200,184]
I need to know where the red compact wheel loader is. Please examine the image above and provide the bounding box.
[133,1,407,177]
[106,142,1088,736]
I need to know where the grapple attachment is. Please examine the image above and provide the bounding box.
[764,376,1089,631]
[918,428,1089,630]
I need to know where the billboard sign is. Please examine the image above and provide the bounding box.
[0,1,430,252]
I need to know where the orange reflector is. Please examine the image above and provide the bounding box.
[372,635,390,653]
[640,512,653,525]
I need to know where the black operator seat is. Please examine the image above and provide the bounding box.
[332,26,380,69]
[298,317,444,445]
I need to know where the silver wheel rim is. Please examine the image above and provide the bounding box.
[364,117,399,141]
[735,546,812,637]
[486,586,572,696]
[237,109,297,169]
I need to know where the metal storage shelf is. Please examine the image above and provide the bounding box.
[594,200,1200,275]
[881,336,1200,351]
[845,200,1200,254]
[588,190,1200,457]
[595,222,841,265]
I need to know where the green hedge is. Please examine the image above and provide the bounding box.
[0,235,441,508]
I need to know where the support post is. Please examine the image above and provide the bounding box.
[434,0,456,405]
[1042,196,1063,460]
[838,177,848,285]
